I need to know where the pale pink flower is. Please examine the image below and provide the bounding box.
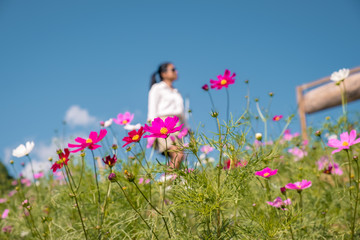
[327,130,360,154]
[0,198,7,203]
[1,209,9,219]
[267,197,292,210]
[200,145,214,154]
[285,180,312,191]
[34,172,44,179]
[288,147,307,161]
[178,127,188,138]
[146,137,156,149]
[8,190,17,197]
[113,112,134,125]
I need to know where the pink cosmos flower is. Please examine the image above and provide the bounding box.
[113,112,134,125]
[144,116,183,139]
[8,190,16,197]
[68,129,107,153]
[327,130,360,154]
[178,127,188,138]
[285,180,312,191]
[21,178,31,187]
[267,197,292,210]
[200,145,214,154]
[138,178,151,184]
[255,167,278,178]
[34,172,44,179]
[288,147,307,161]
[283,129,300,141]
[317,156,343,175]
[2,209,9,219]
[210,69,236,90]
[11,180,17,186]
[223,159,247,170]
[0,198,6,203]
[2,225,12,233]
[146,137,156,148]
[272,115,283,121]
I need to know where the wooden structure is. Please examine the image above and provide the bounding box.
[296,66,360,140]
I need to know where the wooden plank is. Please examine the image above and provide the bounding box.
[303,73,360,114]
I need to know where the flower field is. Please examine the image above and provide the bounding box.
[1,69,360,239]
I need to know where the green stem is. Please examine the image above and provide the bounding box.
[115,180,159,240]
[133,182,171,238]
[226,88,230,123]
[216,116,222,238]
[26,155,40,198]
[299,191,303,225]
[90,150,101,232]
[64,165,88,240]
[351,159,360,240]
[346,150,353,200]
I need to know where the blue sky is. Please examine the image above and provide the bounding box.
[1,0,360,177]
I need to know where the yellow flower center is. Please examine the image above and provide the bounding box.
[86,138,93,144]
[264,172,269,177]
[342,141,349,146]
[132,135,140,141]
[108,161,112,166]
[220,79,227,85]
[160,127,168,135]
[297,184,301,188]
[122,120,128,124]
[275,117,280,121]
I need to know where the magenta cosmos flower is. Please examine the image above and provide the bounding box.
[327,130,360,154]
[144,116,183,139]
[285,180,312,191]
[210,69,236,90]
[113,112,134,125]
[255,167,278,178]
[68,129,107,153]
[267,197,291,210]
[272,115,283,121]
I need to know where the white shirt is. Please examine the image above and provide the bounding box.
[147,81,185,122]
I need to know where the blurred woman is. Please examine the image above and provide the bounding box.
[147,62,185,169]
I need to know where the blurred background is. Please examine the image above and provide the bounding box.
[1,0,359,178]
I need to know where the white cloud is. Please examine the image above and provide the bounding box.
[64,105,97,127]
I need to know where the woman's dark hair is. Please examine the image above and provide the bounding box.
[150,62,172,89]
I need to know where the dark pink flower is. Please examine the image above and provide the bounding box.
[202,84,209,91]
[144,116,183,139]
[210,69,236,90]
[51,148,70,172]
[272,115,283,121]
[255,167,278,178]
[327,130,360,154]
[285,180,312,191]
[122,127,145,147]
[223,159,247,170]
[102,155,117,167]
[68,129,107,153]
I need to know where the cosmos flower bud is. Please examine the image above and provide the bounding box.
[48,157,53,162]
[112,144,118,150]
[315,130,321,137]
[80,152,86,157]
[254,98,259,102]
[280,187,286,195]
[269,92,274,97]
[124,170,135,182]
[10,160,14,164]
[244,79,249,84]
[108,173,117,182]
[255,133,262,141]
[210,111,219,118]
[202,84,209,91]
[353,156,358,161]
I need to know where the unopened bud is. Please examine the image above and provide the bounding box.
[80,152,86,157]
[280,187,286,195]
[108,173,117,182]
[315,130,321,137]
[211,111,219,118]
[254,98,259,102]
[112,144,118,150]
[48,157,53,162]
[245,80,249,84]
[269,92,274,97]
[325,116,330,121]
[10,160,14,164]
[56,149,62,154]
[255,116,259,120]
[202,84,209,91]
[126,146,132,152]
[124,170,135,182]
[353,156,358,161]
[335,81,341,86]
[255,133,262,141]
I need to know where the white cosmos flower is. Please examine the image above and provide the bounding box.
[104,118,113,127]
[330,68,350,82]
[12,141,35,158]
[124,123,141,131]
